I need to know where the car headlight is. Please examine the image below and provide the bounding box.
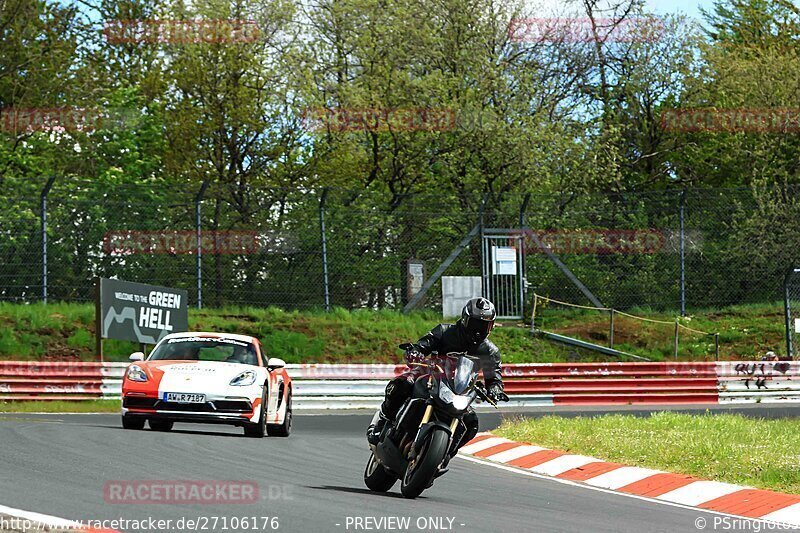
[230,370,257,386]
[126,365,148,382]
[438,383,471,411]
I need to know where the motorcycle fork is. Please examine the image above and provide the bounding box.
[409,405,434,461]
[419,404,433,426]
[418,405,458,434]
[416,405,459,456]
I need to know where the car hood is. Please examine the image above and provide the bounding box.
[140,360,263,390]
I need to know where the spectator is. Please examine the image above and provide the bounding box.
[761,351,779,362]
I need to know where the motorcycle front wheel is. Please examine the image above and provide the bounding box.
[400,428,449,499]
[364,451,398,492]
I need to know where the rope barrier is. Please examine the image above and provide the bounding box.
[614,309,677,326]
[533,294,610,312]
[532,293,720,359]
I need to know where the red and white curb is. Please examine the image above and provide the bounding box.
[458,433,800,527]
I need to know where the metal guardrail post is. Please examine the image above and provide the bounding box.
[540,330,652,361]
[320,188,331,312]
[40,177,56,303]
[519,193,531,300]
[680,189,686,317]
[785,267,796,359]
[95,277,103,362]
[195,180,209,309]
[674,320,680,360]
[609,309,615,349]
[479,194,488,298]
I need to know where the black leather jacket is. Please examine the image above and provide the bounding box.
[411,322,503,388]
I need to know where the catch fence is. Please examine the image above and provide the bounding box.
[1,180,797,315]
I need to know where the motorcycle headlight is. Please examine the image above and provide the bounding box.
[126,364,148,382]
[230,370,257,386]
[438,383,472,411]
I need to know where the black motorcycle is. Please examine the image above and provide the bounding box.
[364,345,497,498]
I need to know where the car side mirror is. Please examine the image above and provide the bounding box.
[129,352,145,362]
[267,357,285,370]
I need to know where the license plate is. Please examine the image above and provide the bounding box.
[163,392,206,403]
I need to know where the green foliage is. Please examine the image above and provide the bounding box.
[2,0,800,314]
[0,301,789,362]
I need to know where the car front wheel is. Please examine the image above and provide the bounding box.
[148,419,174,431]
[267,390,292,437]
[244,387,267,438]
[122,415,145,430]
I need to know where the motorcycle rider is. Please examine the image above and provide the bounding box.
[367,297,509,450]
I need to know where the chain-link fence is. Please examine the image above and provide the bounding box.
[511,187,790,312]
[784,268,800,358]
[0,180,482,309]
[2,180,798,314]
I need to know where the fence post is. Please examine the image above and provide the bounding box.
[679,189,686,316]
[319,188,331,312]
[195,180,209,309]
[518,194,532,312]
[674,320,680,360]
[479,194,488,298]
[609,308,615,349]
[784,267,798,359]
[40,177,56,303]
[714,333,720,361]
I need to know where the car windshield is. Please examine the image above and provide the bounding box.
[148,337,259,366]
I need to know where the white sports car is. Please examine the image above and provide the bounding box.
[121,332,292,437]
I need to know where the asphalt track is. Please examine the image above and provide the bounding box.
[1,405,798,533]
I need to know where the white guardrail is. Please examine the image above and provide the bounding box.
[94,364,551,409]
[5,360,800,409]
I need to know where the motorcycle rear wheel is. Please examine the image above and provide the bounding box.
[364,451,398,492]
[400,429,449,499]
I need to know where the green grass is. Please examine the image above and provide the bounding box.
[535,300,786,361]
[0,300,788,363]
[0,399,120,413]
[495,412,800,494]
[0,301,571,363]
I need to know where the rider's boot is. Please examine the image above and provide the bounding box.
[367,408,390,445]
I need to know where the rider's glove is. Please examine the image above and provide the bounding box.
[405,350,425,365]
[488,383,509,403]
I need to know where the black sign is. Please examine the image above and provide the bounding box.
[99,278,189,344]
